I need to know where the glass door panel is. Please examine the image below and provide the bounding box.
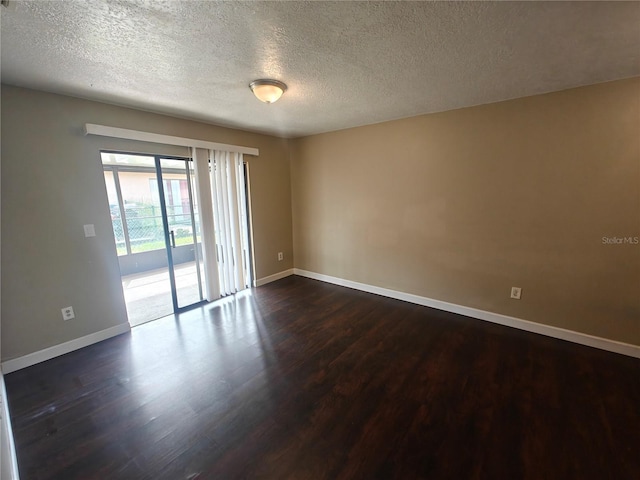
[158,158,204,310]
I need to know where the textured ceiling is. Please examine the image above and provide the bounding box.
[2,1,639,138]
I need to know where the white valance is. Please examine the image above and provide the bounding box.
[84,123,259,156]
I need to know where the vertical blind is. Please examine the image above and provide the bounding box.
[210,150,251,296]
[192,147,251,301]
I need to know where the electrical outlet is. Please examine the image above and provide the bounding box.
[278,252,284,261]
[61,306,75,321]
[510,287,522,300]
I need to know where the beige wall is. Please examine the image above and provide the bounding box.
[1,85,293,361]
[291,78,640,346]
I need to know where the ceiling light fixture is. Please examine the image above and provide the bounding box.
[249,79,287,104]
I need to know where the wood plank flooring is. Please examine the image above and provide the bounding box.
[5,275,640,479]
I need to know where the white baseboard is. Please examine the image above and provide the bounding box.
[293,269,640,359]
[1,323,131,374]
[255,268,294,287]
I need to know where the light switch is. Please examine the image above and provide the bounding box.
[84,224,96,237]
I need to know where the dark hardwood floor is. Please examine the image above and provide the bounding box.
[6,275,640,479]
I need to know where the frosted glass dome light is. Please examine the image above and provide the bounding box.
[249,79,287,104]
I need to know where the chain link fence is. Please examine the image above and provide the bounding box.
[111,203,197,255]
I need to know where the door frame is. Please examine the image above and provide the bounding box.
[154,156,207,313]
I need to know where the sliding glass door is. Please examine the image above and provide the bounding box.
[102,152,205,325]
